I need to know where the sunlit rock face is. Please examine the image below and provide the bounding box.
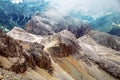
[7,27,44,43]
[25,13,91,38]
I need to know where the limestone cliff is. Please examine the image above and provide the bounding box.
[0,27,119,80]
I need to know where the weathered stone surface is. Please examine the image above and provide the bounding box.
[87,30,120,51]
[28,43,51,69]
[7,27,45,43]
[25,14,91,38]
[0,30,52,73]
[44,30,80,57]
[0,30,23,58]
[0,30,27,73]
[97,59,120,79]
[4,27,120,80]
[79,31,120,79]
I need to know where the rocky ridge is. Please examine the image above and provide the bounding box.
[25,13,91,38]
[0,29,52,74]
[0,27,120,80]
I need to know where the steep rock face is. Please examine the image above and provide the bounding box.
[0,30,51,73]
[25,13,91,38]
[28,43,51,69]
[7,27,51,69]
[17,41,52,70]
[0,30,26,73]
[79,32,120,79]
[87,30,120,51]
[25,16,54,36]
[43,30,80,57]
[6,27,120,80]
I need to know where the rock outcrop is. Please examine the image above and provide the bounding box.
[0,30,27,73]
[27,43,51,69]
[7,27,45,43]
[43,30,80,57]
[87,30,120,51]
[2,27,120,80]
[0,30,51,73]
[25,13,91,38]
[79,31,120,79]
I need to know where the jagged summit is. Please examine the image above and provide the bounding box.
[25,13,91,38]
[0,27,119,80]
[0,0,120,80]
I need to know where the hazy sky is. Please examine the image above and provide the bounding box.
[11,0,120,20]
[11,0,120,12]
[49,0,120,14]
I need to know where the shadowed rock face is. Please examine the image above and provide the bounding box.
[0,30,23,57]
[47,37,77,57]
[18,41,52,70]
[28,43,51,69]
[0,30,27,73]
[0,30,51,73]
[109,28,120,36]
[25,13,91,38]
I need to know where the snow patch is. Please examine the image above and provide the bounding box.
[11,0,23,4]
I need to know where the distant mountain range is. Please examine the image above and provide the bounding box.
[25,13,91,38]
[0,0,48,29]
[90,12,120,36]
[0,0,120,37]
[0,1,120,80]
